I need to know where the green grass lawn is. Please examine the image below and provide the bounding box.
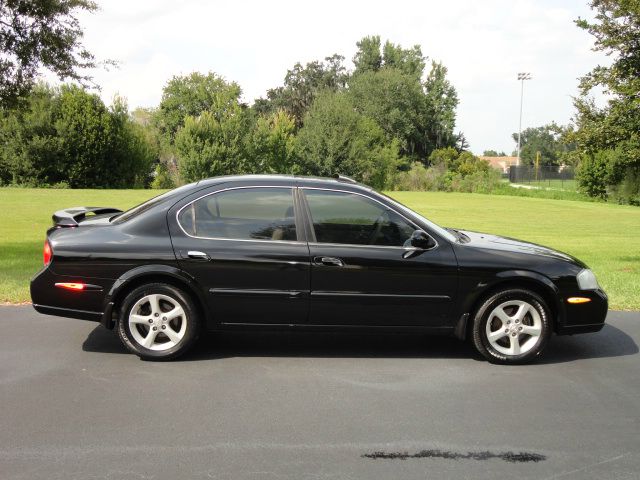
[513,179,578,191]
[1,188,639,310]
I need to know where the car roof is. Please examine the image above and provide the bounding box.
[194,174,373,192]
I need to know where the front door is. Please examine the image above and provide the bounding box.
[170,186,310,325]
[301,188,457,327]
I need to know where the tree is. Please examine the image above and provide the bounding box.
[511,123,569,166]
[424,62,458,150]
[454,131,470,153]
[482,150,507,157]
[155,72,242,143]
[353,36,425,78]
[0,84,155,187]
[348,68,428,159]
[246,110,297,174]
[254,54,347,128]
[174,104,249,182]
[572,0,640,202]
[352,35,382,74]
[296,91,399,189]
[382,41,425,78]
[349,39,458,161]
[0,0,100,107]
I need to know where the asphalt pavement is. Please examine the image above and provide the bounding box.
[1,306,639,480]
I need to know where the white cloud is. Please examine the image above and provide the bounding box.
[71,0,606,154]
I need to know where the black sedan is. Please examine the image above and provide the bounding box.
[30,175,608,363]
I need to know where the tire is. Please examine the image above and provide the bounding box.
[471,288,551,365]
[117,283,200,361]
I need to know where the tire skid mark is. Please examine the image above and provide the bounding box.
[363,449,546,463]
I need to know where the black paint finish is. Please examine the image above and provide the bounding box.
[30,174,608,337]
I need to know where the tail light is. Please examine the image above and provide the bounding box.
[43,240,52,266]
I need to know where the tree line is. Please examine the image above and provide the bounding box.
[2,35,493,191]
[0,1,637,203]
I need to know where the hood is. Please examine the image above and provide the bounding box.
[458,229,587,268]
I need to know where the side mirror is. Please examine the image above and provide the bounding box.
[409,230,436,250]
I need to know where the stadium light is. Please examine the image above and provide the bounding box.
[516,72,532,166]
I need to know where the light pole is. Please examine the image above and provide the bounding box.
[516,72,532,167]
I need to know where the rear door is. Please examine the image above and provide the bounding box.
[169,185,310,325]
[301,188,458,327]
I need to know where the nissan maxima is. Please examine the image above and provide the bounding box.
[30,175,608,363]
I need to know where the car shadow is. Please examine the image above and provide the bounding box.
[188,331,480,361]
[82,327,128,354]
[539,324,638,364]
[82,323,637,364]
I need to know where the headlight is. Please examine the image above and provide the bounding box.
[577,269,599,290]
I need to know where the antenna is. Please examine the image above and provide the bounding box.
[332,174,358,184]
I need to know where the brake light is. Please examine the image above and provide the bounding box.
[43,240,52,266]
[55,282,85,291]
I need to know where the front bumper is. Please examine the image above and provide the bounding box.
[557,288,608,335]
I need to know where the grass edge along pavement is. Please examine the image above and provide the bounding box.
[0,187,638,310]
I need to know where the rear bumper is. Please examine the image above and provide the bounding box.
[30,266,111,321]
[557,288,608,335]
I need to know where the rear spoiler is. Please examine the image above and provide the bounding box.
[52,207,123,227]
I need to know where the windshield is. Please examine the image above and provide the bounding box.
[379,193,458,243]
[112,183,197,224]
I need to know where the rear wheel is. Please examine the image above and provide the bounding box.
[471,288,551,364]
[117,283,200,360]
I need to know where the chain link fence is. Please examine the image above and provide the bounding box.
[508,165,576,191]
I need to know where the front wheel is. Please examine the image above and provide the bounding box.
[117,283,200,360]
[471,288,551,364]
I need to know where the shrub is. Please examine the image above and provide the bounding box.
[0,84,156,188]
[151,162,176,189]
[392,162,447,190]
[449,168,501,193]
[576,150,611,199]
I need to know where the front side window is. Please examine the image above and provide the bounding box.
[178,188,297,241]
[304,190,415,246]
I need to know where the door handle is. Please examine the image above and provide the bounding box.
[314,256,344,267]
[186,250,211,261]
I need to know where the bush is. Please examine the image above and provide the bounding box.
[175,106,249,182]
[151,162,176,189]
[610,167,640,206]
[392,160,500,193]
[576,150,611,199]
[392,162,447,190]
[0,84,156,188]
[448,168,501,193]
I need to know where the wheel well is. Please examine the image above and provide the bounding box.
[464,279,559,340]
[109,274,208,329]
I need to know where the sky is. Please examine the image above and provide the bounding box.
[71,0,607,155]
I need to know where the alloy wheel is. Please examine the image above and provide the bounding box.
[485,300,543,356]
[128,294,187,351]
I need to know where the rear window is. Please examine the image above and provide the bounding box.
[178,187,297,241]
[112,183,197,224]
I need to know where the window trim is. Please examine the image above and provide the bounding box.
[300,187,439,251]
[175,185,304,244]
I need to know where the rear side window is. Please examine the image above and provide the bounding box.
[303,189,415,246]
[178,187,297,241]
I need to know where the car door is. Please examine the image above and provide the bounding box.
[169,186,310,325]
[301,188,457,327]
